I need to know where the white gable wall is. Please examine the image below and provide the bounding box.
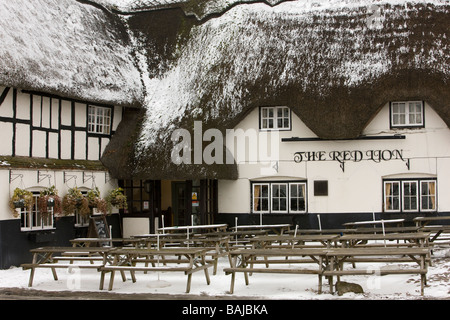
[219,101,450,215]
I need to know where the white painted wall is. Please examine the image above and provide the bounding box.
[219,102,450,215]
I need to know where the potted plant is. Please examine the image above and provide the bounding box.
[86,187,108,216]
[105,187,128,212]
[62,187,90,217]
[9,187,33,217]
[38,185,62,217]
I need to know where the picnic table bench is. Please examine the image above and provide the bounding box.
[249,234,340,249]
[343,218,405,229]
[21,246,115,287]
[98,247,214,293]
[70,238,143,248]
[224,248,328,294]
[230,224,291,235]
[323,247,430,295]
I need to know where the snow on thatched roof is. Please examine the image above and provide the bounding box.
[0,0,143,106]
[1,0,449,179]
[100,0,450,179]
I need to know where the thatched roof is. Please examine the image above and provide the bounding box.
[0,0,143,106]
[1,0,449,180]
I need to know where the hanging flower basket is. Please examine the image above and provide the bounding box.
[86,187,108,216]
[62,187,90,217]
[38,185,62,217]
[9,188,33,217]
[106,187,128,212]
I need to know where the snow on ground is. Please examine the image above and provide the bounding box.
[0,245,448,300]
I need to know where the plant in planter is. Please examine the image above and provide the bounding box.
[38,185,62,217]
[62,187,90,217]
[86,187,108,216]
[105,187,128,212]
[9,187,33,217]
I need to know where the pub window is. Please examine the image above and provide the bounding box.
[21,192,54,231]
[390,101,424,128]
[260,106,291,130]
[88,105,112,135]
[120,180,151,215]
[252,181,306,214]
[383,178,436,213]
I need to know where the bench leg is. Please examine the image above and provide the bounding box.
[229,272,235,294]
[28,268,35,287]
[108,270,116,291]
[51,267,58,281]
[186,273,192,293]
[99,271,105,290]
[318,275,322,294]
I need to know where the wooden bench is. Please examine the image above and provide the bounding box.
[98,248,214,293]
[20,246,113,287]
[323,247,430,295]
[224,248,328,294]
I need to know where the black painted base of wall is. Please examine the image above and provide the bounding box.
[0,214,121,269]
[216,212,450,230]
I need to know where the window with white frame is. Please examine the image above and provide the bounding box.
[252,181,306,214]
[383,178,436,213]
[21,192,54,231]
[88,105,112,134]
[260,106,291,130]
[390,101,424,128]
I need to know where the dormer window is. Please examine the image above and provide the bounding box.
[260,106,291,130]
[390,101,424,128]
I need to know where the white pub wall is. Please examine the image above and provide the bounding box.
[219,102,450,215]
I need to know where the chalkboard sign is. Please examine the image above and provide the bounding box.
[87,216,111,246]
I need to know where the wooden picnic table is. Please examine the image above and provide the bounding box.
[21,246,115,287]
[70,238,143,248]
[413,216,450,244]
[224,248,328,294]
[98,247,214,293]
[413,216,450,227]
[324,247,430,295]
[224,246,431,296]
[230,224,292,235]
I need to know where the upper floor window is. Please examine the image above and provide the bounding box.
[260,106,291,130]
[88,105,111,134]
[390,101,424,128]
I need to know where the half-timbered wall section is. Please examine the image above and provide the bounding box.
[0,86,121,161]
[0,86,123,269]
